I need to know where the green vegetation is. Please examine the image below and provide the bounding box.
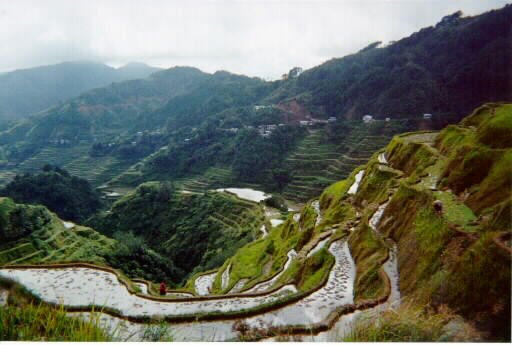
[1,7,508,196]
[348,225,388,300]
[266,7,510,122]
[0,165,101,223]
[0,303,111,341]
[0,197,115,266]
[296,248,335,291]
[144,124,306,192]
[0,6,508,339]
[312,104,511,341]
[87,182,266,285]
[435,104,512,213]
[0,273,110,341]
[0,61,159,122]
[281,121,411,202]
[343,301,480,342]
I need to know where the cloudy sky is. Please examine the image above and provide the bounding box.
[0,0,508,79]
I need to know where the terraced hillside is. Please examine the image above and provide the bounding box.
[0,145,94,187]
[283,124,394,202]
[86,182,271,281]
[108,155,267,201]
[63,155,136,188]
[105,145,169,188]
[0,104,510,342]
[282,129,341,201]
[205,191,267,242]
[0,197,115,266]
[177,166,235,193]
[16,145,90,174]
[0,170,17,187]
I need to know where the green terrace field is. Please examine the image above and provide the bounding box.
[0,169,17,187]
[0,199,115,266]
[16,145,91,174]
[104,145,169,188]
[283,125,393,202]
[177,166,236,193]
[63,155,136,188]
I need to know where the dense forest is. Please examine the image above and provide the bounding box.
[0,165,101,223]
[266,7,511,121]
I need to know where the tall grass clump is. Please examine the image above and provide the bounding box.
[342,300,480,342]
[0,303,111,341]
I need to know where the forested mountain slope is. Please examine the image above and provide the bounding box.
[0,103,509,342]
[182,102,511,340]
[0,165,101,223]
[267,6,511,122]
[0,5,509,202]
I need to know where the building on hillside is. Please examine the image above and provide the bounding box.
[423,113,433,119]
[328,117,337,122]
[254,105,273,110]
[363,115,374,123]
[299,120,313,126]
[257,124,279,137]
[385,117,391,122]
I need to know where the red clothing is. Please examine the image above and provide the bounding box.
[159,282,167,295]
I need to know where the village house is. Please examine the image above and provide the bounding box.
[254,105,272,110]
[363,115,374,123]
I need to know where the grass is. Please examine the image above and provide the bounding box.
[342,300,480,342]
[433,191,478,231]
[348,225,388,301]
[413,208,453,282]
[473,104,512,149]
[435,104,511,213]
[0,303,111,341]
[442,231,512,325]
[466,150,512,213]
[296,248,335,291]
[216,239,270,292]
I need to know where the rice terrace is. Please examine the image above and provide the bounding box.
[0,1,510,342]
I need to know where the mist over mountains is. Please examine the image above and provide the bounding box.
[0,61,160,122]
[0,4,510,342]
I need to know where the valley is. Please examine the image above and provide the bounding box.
[1,103,510,341]
[0,4,510,342]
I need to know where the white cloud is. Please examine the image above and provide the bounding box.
[0,0,508,78]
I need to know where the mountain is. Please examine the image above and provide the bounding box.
[0,61,161,122]
[0,6,509,198]
[0,103,509,341]
[115,62,161,81]
[265,6,511,122]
